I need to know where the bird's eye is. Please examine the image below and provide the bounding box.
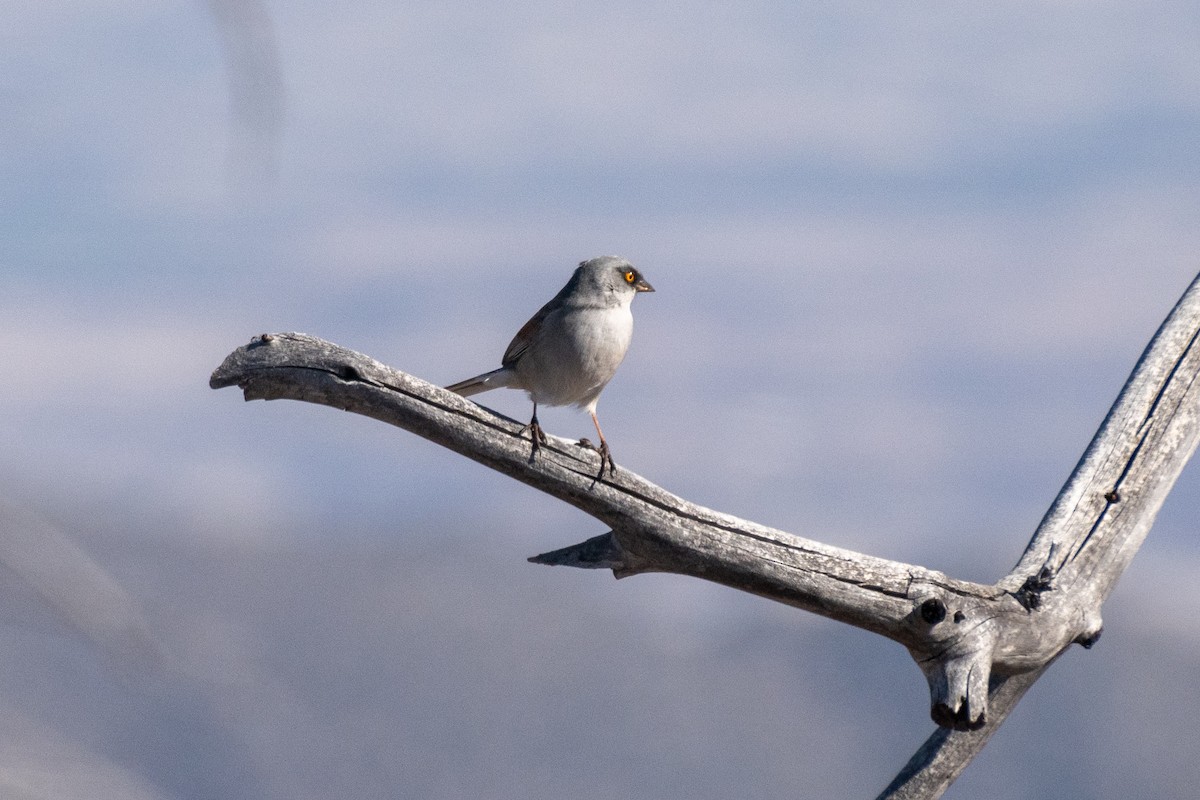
[624,270,636,284]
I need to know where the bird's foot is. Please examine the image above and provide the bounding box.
[578,438,616,482]
[521,419,548,463]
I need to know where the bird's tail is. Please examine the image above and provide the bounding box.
[445,368,511,397]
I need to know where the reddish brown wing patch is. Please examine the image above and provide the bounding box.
[502,304,551,367]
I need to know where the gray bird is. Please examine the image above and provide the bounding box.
[446,256,654,478]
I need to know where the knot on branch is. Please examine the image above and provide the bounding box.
[919,597,947,624]
[1014,564,1055,611]
[1072,601,1105,650]
[1013,542,1061,611]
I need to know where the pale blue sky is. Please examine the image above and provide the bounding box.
[2,2,1200,797]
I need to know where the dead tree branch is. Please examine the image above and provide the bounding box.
[209,270,1200,799]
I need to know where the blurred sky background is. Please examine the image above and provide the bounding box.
[3,1,1200,797]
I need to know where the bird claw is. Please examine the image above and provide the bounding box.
[520,419,549,463]
[578,438,616,482]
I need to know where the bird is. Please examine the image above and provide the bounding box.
[446,256,654,479]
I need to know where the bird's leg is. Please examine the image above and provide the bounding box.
[588,411,616,480]
[519,403,548,463]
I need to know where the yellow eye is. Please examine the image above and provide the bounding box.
[624,270,636,284]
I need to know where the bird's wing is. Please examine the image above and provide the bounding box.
[501,299,556,368]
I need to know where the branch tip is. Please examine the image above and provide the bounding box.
[529,532,625,571]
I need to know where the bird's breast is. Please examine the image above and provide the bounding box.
[514,305,633,407]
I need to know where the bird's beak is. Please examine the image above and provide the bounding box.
[635,278,655,293]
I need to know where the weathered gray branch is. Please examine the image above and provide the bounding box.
[870,270,1200,798]
[210,270,1200,799]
